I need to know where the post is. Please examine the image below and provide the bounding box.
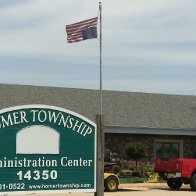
[95,3,104,196]
[95,115,104,196]
[99,1,103,116]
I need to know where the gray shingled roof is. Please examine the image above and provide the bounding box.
[1,83,196,130]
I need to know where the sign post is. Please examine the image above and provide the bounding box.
[95,115,104,196]
[0,105,96,195]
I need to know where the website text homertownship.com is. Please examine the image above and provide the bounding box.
[29,183,91,190]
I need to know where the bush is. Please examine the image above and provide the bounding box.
[125,142,147,167]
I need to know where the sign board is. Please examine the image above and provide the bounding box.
[0,105,96,195]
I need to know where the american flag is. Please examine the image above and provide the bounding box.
[66,17,98,43]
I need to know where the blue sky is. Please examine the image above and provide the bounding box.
[0,0,196,95]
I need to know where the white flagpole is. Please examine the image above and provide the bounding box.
[99,2,103,115]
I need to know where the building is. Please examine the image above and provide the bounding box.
[1,83,196,163]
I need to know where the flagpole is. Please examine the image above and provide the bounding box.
[94,2,104,196]
[99,2,103,116]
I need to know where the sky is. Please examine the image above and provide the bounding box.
[0,0,196,96]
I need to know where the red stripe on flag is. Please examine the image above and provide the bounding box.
[66,17,98,43]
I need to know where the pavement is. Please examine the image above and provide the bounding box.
[119,182,190,189]
[3,183,192,196]
[6,183,194,196]
[119,182,167,189]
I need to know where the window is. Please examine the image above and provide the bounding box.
[154,140,183,159]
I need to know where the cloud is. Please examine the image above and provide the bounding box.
[0,0,196,95]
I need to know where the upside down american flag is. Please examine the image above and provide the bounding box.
[66,17,98,43]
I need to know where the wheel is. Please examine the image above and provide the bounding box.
[167,179,182,190]
[104,176,119,192]
[190,174,196,191]
[111,165,121,176]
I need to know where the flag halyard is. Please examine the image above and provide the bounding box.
[66,17,98,43]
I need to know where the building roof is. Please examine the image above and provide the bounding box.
[1,83,196,130]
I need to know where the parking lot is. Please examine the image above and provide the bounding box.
[15,189,196,196]
[11,183,196,196]
[83,188,196,196]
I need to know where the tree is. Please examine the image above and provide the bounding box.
[125,142,147,167]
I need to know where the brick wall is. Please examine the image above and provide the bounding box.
[105,133,196,164]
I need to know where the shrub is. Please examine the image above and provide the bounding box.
[125,142,147,167]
